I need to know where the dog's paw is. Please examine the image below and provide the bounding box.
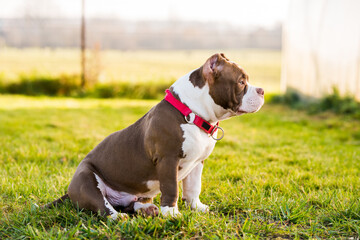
[193,202,209,212]
[160,206,181,217]
[108,212,128,221]
[185,198,209,212]
[118,212,129,220]
[134,202,159,216]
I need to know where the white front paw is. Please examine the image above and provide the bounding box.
[185,198,209,212]
[108,212,128,221]
[160,206,181,217]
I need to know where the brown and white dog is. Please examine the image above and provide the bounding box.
[45,53,264,219]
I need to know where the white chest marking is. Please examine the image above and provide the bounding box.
[178,123,216,181]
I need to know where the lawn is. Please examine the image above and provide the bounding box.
[1,95,359,239]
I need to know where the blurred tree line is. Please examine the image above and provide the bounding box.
[0,18,281,50]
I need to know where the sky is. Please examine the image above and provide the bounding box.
[0,0,289,28]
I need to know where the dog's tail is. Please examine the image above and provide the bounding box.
[42,193,69,209]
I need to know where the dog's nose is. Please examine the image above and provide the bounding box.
[256,88,264,96]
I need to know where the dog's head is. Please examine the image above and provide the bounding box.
[201,53,264,117]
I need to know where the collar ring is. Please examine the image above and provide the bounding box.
[185,113,195,124]
[211,126,224,141]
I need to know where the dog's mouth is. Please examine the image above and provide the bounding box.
[237,99,264,115]
[236,110,247,114]
[236,109,258,115]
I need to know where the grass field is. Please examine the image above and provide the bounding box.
[1,48,359,239]
[0,48,281,93]
[1,95,360,239]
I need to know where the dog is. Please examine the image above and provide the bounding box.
[45,53,264,219]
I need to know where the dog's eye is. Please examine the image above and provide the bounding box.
[239,80,245,85]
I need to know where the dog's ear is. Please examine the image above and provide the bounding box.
[202,53,227,84]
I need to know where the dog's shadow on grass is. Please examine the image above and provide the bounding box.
[24,199,193,226]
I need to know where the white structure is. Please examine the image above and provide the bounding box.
[281,0,360,100]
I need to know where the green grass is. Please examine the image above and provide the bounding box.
[1,95,360,239]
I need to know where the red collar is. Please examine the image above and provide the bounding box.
[164,89,224,141]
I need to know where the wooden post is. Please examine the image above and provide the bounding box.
[80,0,86,88]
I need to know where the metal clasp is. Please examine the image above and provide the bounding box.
[185,113,195,124]
[211,126,224,141]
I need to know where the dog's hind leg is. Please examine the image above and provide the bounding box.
[67,167,127,220]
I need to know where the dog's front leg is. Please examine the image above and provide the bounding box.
[182,161,209,212]
[157,157,180,217]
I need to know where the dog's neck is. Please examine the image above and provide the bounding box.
[171,71,232,124]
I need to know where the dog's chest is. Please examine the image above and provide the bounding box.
[177,123,216,181]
